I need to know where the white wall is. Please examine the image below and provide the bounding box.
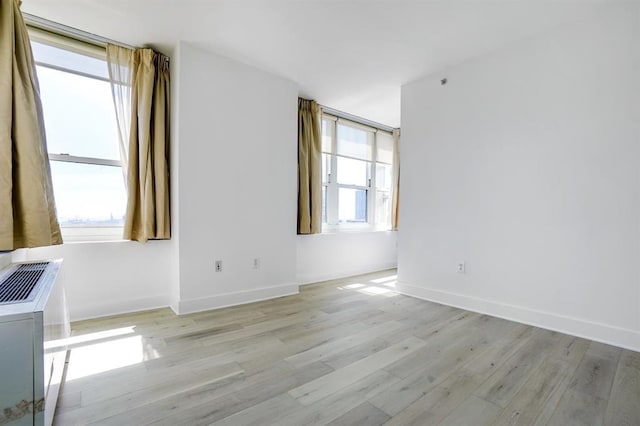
[175,42,299,313]
[10,46,183,322]
[23,241,173,321]
[4,45,182,323]
[7,42,397,321]
[12,41,301,321]
[399,5,640,351]
[297,232,397,284]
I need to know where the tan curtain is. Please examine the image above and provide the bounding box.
[106,45,170,242]
[297,98,322,234]
[0,0,62,250]
[391,128,400,230]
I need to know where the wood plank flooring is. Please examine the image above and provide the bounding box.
[53,270,640,425]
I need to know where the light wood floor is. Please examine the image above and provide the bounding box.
[54,270,640,425]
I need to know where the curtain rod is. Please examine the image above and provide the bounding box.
[22,12,135,50]
[321,105,396,133]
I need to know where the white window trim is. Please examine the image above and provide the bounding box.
[60,227,125,242]
[31,28,126,243]
[48,153,121,168]
[321,113,395,233]
[28,26,106,60]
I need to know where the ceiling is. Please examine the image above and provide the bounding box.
[22,0,621,127]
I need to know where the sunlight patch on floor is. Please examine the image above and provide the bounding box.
[341,283,366,289]
[65,334,145,381]
[370,274,397,284]
[337,276,398,296]
[357,286,395,296]
[45,326,136,351]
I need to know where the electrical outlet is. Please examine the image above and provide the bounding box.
[215,260,222,272]
[253,258,260,269]
[457,261,465,274]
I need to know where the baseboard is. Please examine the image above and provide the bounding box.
[69,283,301,320]
[70,294,171,322]
[177,283,299,315]
[297,264,397,286]
[397,281,640,352]
[169,298,180,316]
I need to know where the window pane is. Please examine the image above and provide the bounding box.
[339,188,367,223]
[376,163,392,190]
[37,65,120,160]
[322,119,333,153]
[337,156,370,187]
[375,190,391,228]
[337,123,372,160]
[50,161,126,227]
[377,131,394,164]
[322,153,330,184]
[32,41,109,78]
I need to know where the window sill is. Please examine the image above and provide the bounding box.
[320,225,396,235]
[60,227,125,243]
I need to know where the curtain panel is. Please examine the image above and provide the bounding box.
[0,0,62,250]
[106,45,171,242]
[297,98,322,234]
[391,128,400,230]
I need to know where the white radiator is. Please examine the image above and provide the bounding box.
[0,259,69,426]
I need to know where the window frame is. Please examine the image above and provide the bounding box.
[321,114,394,232]
[29,28,126,242]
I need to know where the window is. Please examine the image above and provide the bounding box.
[29,30,126,241]
[321,115,395,231]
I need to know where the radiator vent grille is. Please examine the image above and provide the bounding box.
[0,262,49,304]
